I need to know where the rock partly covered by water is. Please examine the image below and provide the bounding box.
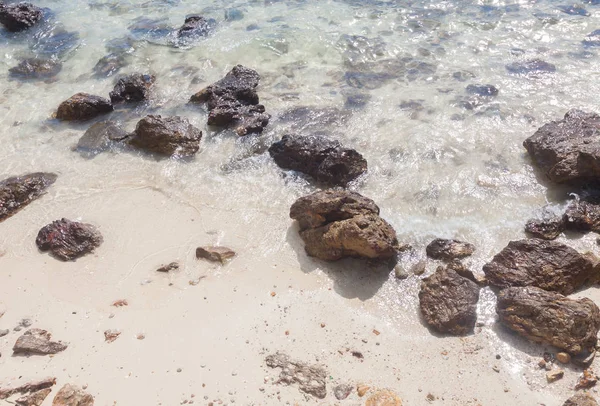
[497,286,600,355]
[525,215,565,240]
[564,199,600,233]
[265,352,327,399]
[0,172,57,222]
[55,93,113,121]
[190,65,270,135]
[564,394,599,406]
[506,59,556,75]
[52,384,94,406]
[483,239,599,295]
[76,121,129,157]
[175,15,216,44]
[0,2,42,32]
[13,329,68,355]
[425,238,475,260]
[523,110,600,184]
[109,73,155,104]
[419,266,480,335]
[9,58,62,80]
[36,218,103,261]
[289,189,400,261]
[268,134,367,186]
[128,115,202,157]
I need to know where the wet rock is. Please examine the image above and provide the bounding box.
[15,388,52,406]
[333,384,353,400]
[583,29,600,47]
[52,384,93,406]
[76,121,129,157]
[506,59,556,75]
[482,239,599,295]
[576,369,599,390]
[93,53,128,77]
[547,369,565,383]
[564,393,599,406]
[523,110,600,184]
[196,246,236,263]
[265,352,327,399]
[0,172,57,222]
[344,92,371,109]
[36,218,103,261]
[9,58,62,80]
[55,93,113,121]
[559,5,590,16]
[13,329,68,355]
[277,106,352,134]
[128,115,202,157]
[466,84,498,97]
[452,71,475,82]
[525,216,565,240]
[564,199,600,233]
[425,238,475,260]
[31,26,80,60]
[189,65,270,135]
[224,8,244,21]
[290,189,400,261]
[0,2,42,32]
[419,266,480,335]
[156,262,179,272]
[175,15,216,46]
[496,286,600,355]
[365,390,402,406]
[109,73,155,104]
[268,134,367,187]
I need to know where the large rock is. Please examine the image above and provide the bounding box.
[268,134,367,187]
[128,115,202,157]
[564,394,599,406]
[265,353,327,399]
[9,58,62,80]
[109,73,155,104]
[419,266,480,335]
[425,238,475,260]
[52,384,93,406]
[523,110,600,184]
[55,93,113,121]
[189,65,270,135]
[76,121,129,157]
[0,2,42,32]
[0,172,57,222]
[497,286,600,355]
[290,189,400,261]
[13,329,68,355]
[482,239,599,295]
[36,218,103,261]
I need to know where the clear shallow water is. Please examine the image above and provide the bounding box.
[2,0,600,397]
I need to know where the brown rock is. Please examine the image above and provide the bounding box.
[109,73,155,103]
[557,352,571,364]
[525,216,565,240]
[0,378,56,400]
[55,93,113,121]
[483,239,599,295]
[16,388,52,406]
[425,239,475,260]
[564,199,600,233]
[103,330,120,343]
[419,266,480,335]
[36,218,103,261]
[265,352,327,399]
[52,384,93,406]
[156,262,179,272]
[576,369,599,390]
[0,172,57,222]
[563,393,599,406]
[546,369,564,383]
[496,287,600,355]
[365,390,402,406]
[13,329,68,355]
[128,115,201,157]
[196,246,236,263]
[357,384,371,397]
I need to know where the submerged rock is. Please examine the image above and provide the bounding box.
[76,121,129,157]
[189,65,270,135]
[483,239,599,295]
[13,329,68,355]
[426,239,475,260]
[506,59,556,75]
[93,53,128,77]
[497,286,600,355]
[55,93,113,121]
[558,4,590,16]
[0,2,42,32]
[0,172,57,222]
[196,246,236,263]
[289,189,400,261]
[583,29,600,47]
[265,352,327,399]
[563,393,599,406]
[525,215,565,240]
[31,26,80,60]
[52,384,94,406]
[419,266,480,335]
[109,73,155,103]
[9,58,62,80]
[268,134,367,186]
[36,218,103,261]
[128,115,202,157]
[523,110,600,184]
[466,84,499,97]
[175,15,216,45]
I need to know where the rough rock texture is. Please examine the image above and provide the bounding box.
[76,121,129,157]
[268,134,367,186]
[9,58,62,80]
[128,115,202,157]
[176,15,215,39]
[13,329,68,355]
[564,199,600,233]
[52,384,93,406]
[333,384,353,400]
[497,286,600,355]
[55,93,113,121]
[109,73,155,104]
[36,218,103,261]
[265,353,327,399]
[0,378,56,400]
[189,65,270,135]
[0,172,57,222]
[290,190,400,261]
[15,388,52,406]
[523,110,600,184]
[196,246,236,263]
[104,330,120,343]
[425,238,475,260]
[466,84,498,97]
[419,266,480,335]
[0,2,42,32]
[564,393,599,406]
[525,216,565,240]
[365,390,402,406]
[482,239,599,295]
[576,369,599,390]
